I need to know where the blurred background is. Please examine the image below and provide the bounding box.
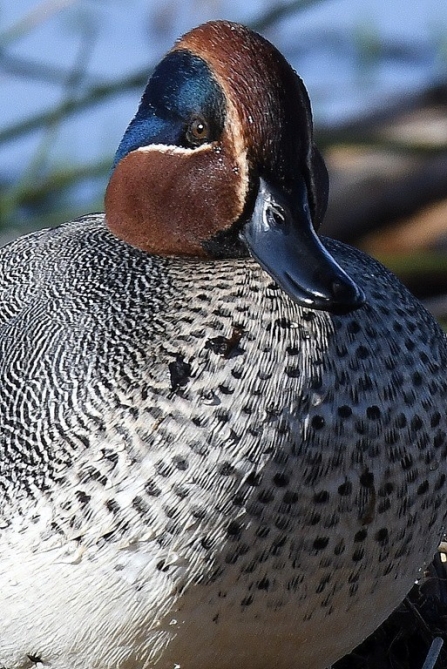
[2,0,447,321]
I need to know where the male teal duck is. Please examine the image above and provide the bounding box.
[1,20,447,669]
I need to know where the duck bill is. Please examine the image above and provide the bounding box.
[241,178,366,314]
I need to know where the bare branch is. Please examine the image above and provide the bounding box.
[0,51,99,86]
[0,69,150,147]
[252,0,330,32]
[16,159,111,205]
[0,0,79,47]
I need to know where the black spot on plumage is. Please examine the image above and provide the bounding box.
[272,473,289,487]
[241,595,253,607]
[257,576,270,590]
[172,455,189,471]
[314,491,330,504]
[168,354,192,391]
[352,547,364,562]
[338,481,352,496]
[226,520,243,537]
[283,490,299,504]
[27,654,43,664]
[360,471,374,488]
[311,415,325,430]
[417,480,429,495]
[258,488,275,504]
[354,529,367,542]
[366,406,381,420]
[145,480,162,497]
[338,405,352,418]
[75,490,91,506]
[313,537,329,551]
[256,526,270,539]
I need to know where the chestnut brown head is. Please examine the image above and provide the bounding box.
[105,21,365,313]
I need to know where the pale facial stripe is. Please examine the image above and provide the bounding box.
[137,143,213,156]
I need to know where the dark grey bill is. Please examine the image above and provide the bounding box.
[241,178,366,314]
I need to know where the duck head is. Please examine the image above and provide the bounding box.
[105,21,365,314]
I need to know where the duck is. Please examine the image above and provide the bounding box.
[1,19,447,669]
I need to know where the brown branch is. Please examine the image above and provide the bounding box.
[0,69,150,147]
[252,0,330,32]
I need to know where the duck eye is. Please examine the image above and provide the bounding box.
[186,116,210,146]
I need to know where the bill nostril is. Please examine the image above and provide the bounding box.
[331,279,366,310]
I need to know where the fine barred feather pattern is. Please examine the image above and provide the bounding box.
[0,215,446,668]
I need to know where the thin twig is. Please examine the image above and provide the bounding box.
[404,597,436,645]
[4,22,98,222]
[0,70,150,147]
[421,637,444,669]
[15,158,111,205]
[0,0,78,47]
[252,0,329,32]
[0,52,99,87]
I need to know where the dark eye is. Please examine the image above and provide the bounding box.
[185,115,210,147]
